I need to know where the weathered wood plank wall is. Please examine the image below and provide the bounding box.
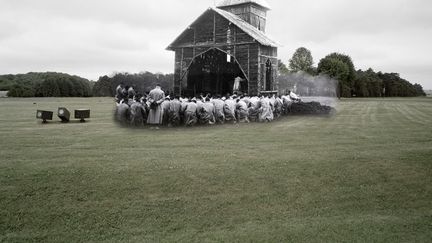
[171,9,277,96]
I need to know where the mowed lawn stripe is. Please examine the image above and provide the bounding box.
[0,97,431,242]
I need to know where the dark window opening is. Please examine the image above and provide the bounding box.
[265,59,272,91]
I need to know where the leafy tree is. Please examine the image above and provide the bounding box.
[57,77,72,97]
[0,74,16,91]
[41,78,60,97]
[7,84,34,97]
[277,59,289,75]
[289,47,314,73]
[318,53,356,97]
[1,72,92,97]
[326,53,356,82]
[354,68,383,97]
[318,57,350,97]
[378,72,424,97]
[92,75,113,97]
[352,69,425,97]
[413,83,426,96]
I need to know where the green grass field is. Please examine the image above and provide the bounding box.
[1,97,431,242]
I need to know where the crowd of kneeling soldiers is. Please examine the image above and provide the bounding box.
[115,85,301,127]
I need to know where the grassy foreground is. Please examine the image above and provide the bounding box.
[0,97,431,242]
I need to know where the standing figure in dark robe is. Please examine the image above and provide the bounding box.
[147,84,165,128]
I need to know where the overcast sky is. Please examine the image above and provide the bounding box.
[1,0,431,89]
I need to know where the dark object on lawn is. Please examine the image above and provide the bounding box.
[290,102,335,115]
[57,107,70,122]
[36,110,53,123]
[75,109,90,122]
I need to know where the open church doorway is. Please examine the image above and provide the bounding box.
[185,48,248,97]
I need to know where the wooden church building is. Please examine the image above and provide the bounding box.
[167,0,279,96]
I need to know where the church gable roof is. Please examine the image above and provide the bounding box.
[212,7,279,47]
[167,7,280,50]
[217,0,271,10]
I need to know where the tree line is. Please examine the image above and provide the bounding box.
[1,49,425,98]
[1,72,93,97]
[278,47,426,97]
[0,71,174,98]
[93,72,174,97]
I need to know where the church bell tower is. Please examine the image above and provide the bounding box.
[216,0,271,32]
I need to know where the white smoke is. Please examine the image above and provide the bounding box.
[278,71,338,107]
